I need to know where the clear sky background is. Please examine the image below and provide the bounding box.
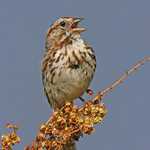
[0,0,150,149]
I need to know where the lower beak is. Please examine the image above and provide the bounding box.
[72,27,86,33]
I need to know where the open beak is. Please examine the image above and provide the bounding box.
[71,17,86,33]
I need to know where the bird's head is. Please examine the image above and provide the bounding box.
[45,17,85,49]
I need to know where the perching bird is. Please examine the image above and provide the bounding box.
[42,17,96,110]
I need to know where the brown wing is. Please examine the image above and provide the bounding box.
[41,49,53,105]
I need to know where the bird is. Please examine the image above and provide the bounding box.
[41,17,96,110]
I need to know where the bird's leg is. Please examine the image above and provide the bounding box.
[79,96,85,102]
[78,88,94,102]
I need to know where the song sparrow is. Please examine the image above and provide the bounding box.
[42,17,96,110]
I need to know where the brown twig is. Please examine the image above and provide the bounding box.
[96,56,150,100]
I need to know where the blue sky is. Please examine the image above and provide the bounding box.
[0,0,150,149]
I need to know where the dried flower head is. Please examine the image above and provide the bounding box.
[24,97,107,150]
[0,123,20,150]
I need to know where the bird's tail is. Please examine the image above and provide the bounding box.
[63,141,76,150]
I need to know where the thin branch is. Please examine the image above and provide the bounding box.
[97,56,150,100]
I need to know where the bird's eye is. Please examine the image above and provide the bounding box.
[60,21,66,27]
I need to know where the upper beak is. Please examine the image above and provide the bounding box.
[71,17,86,33]
[73,17,84,23]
